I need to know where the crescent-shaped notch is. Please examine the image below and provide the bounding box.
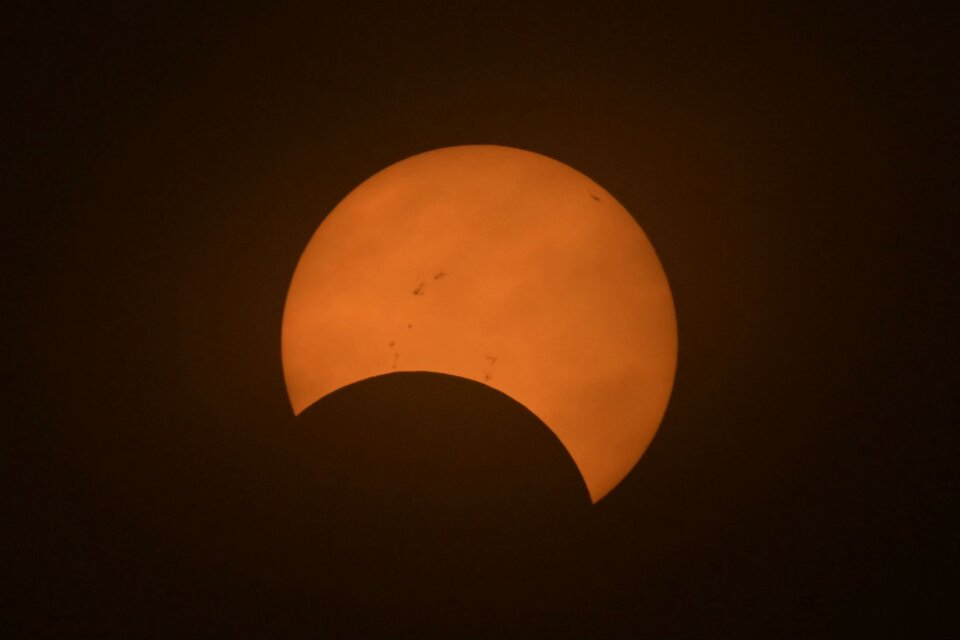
[281,145,677,501]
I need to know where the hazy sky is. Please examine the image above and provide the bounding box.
[7,3,955,637]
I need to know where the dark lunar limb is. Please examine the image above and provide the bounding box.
[268,372,593,635]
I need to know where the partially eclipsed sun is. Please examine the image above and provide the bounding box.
[281,145,677,501]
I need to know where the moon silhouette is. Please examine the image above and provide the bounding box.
[282,145,677,501]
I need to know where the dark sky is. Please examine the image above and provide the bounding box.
[6,3,956,637]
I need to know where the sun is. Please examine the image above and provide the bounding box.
[282,145,677,501]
